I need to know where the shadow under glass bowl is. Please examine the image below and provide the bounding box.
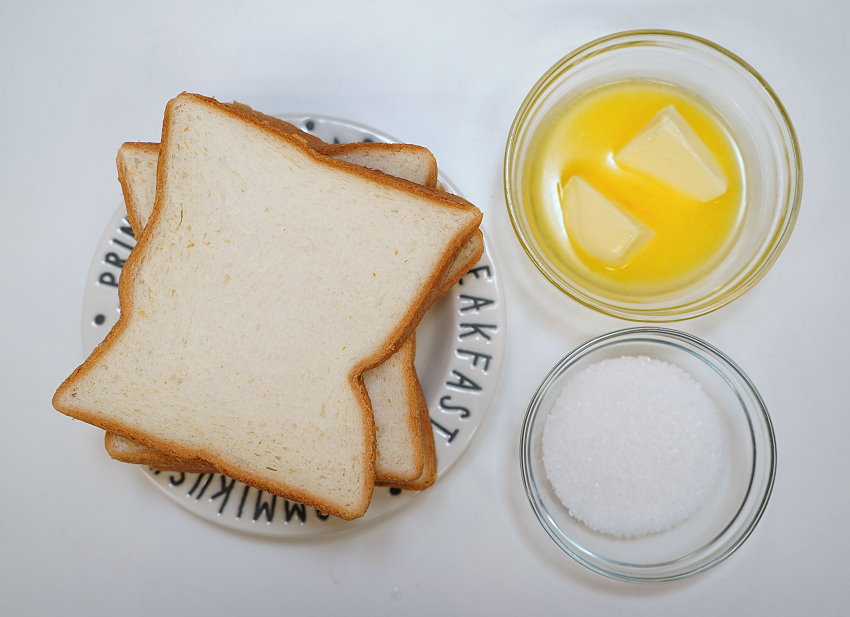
[504,30,802,321]
[519,327,776,583]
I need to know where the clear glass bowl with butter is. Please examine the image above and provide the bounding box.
[519,328,776,582]
[504,30,802,321]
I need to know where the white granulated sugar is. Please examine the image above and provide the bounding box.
[541,355,724,538]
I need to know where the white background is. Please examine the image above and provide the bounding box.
[1,1,847,615]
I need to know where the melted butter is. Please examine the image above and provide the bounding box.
[523,79,744,298]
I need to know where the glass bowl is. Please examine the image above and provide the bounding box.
[519,328,776,583]
[504,30,802,321]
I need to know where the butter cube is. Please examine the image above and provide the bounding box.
[616,105,727,202]
[562,177,654,265]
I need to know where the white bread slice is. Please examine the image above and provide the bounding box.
[382,374,437,490]
[106,432,210,472]
[115,142,159,234]
[106,139,484,487]
[53,92,482,519]
[106,137,484,488]
[106,139,484,486]
[108,138,442,483]
[323,142,438,190]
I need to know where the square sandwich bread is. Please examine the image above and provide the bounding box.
[53,93,483,520]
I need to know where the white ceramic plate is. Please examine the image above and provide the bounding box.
[81,115,505,536]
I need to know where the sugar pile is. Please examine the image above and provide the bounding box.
[542,355,724,538]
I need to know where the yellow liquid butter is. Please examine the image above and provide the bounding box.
[523,79,744,298]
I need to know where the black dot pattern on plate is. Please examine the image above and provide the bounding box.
[389,487,402,496]
[304,120,315,131]
[93,314,106,325]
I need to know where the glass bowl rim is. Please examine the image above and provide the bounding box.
[519,326,777,583]
[504,29,803,322]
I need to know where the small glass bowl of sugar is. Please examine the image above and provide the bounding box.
[520,327,776,583]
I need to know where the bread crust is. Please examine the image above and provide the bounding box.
[54,93,482,519]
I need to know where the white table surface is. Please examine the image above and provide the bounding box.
[2,1,847,615]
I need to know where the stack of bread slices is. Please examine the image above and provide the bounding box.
[52,93,484,520]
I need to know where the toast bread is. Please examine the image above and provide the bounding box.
[106,138,483,487]
[53,93,482,519]
[108,138,446,483]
